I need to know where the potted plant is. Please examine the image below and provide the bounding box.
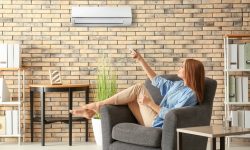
[92,56,117,146]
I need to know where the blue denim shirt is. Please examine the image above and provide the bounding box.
[151,75,198,128]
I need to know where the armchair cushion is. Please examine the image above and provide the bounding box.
[112,123,162,148]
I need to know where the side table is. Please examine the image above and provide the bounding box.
[177,126,250,150]
[29,84,89,146]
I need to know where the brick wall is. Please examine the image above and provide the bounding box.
[1,0,250,142]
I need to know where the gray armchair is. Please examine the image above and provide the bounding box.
[100,75,217,150]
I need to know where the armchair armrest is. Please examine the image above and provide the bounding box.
[100,105,138,150]
[161,105,211,150]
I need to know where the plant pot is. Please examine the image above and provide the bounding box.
[92,118,103,146]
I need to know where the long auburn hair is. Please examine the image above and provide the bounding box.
[184,59,205,104]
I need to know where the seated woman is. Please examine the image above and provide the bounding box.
[70,49,205,128]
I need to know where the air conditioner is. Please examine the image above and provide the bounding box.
[71,6,132,26]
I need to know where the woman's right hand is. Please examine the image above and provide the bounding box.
[138,95,152,106]
[130,49,142,62]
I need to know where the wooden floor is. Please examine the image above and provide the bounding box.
[0,142,249,150]
[0,142,101,150]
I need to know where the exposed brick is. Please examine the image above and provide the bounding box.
[1,0,250,143]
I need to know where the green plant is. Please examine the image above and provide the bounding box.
[95,56,117,118]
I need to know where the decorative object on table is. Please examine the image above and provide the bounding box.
[49,70,62,85]
[92,55,117,146]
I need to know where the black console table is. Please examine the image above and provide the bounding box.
[29,84,89,146]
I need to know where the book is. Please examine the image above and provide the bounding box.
[0,116,5,135]
[238,110,245,128]
[245,110,250,128]
[229,76,236,102]
[238,44,245,69]
[236,77,243,102]
[242,76,249,102]
[5,110,12,135]
[244,43,250,69]
[7,44,14,68]
[13,44,21,68]
[0,44,8,68]
[0,78,10,102]
[229,44,238,69]
[12,110,18,135]
[231,111,238,127]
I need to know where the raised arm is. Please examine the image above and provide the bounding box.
[130,49,156,80]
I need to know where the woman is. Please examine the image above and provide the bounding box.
[70,49,205,128]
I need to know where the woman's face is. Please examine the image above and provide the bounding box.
[177,61,185,80]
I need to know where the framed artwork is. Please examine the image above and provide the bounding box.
[49,70,62,85]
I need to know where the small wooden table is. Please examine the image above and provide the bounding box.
[177,126,250,150]
[29,84,89,146]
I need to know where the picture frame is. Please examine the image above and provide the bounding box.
[49,70,62,85]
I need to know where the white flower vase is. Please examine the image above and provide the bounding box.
[92,118,103,146]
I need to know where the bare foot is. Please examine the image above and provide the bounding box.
[69,109,96,119]
[81,102,100,113]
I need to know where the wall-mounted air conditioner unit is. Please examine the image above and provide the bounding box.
[71,6,132,26]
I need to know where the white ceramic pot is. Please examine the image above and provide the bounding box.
[92,118,103,146]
